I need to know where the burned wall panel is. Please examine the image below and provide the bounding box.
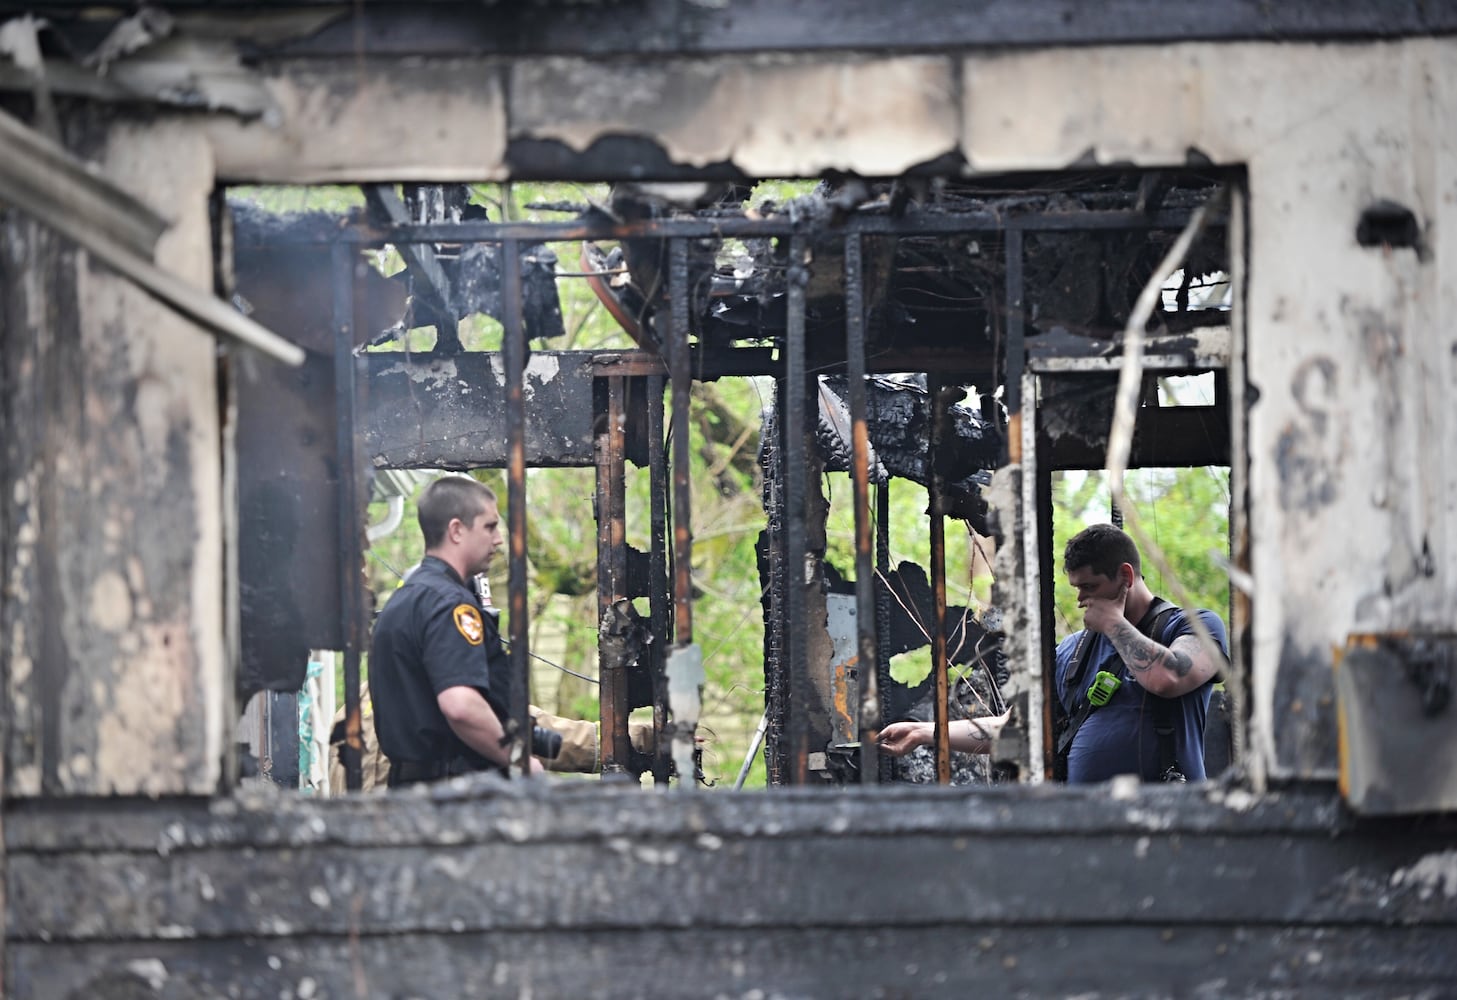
[3,119,226,796]
[364,351,596,469]
[959,40,1457,784]
[234,351,343,699]
[206,59,509,184]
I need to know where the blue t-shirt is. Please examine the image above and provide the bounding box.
[1054,605,1227,784]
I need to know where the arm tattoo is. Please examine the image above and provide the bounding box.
[1107,622,1195,678]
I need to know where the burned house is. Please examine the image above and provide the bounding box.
[2,3,1456,997]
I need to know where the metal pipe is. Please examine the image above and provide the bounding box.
[875,481,893,783]
[331,242,364,793]
[595,374,630,774]
[845,232,880,782]
[929,376,951,785]
[733,710,771,790]
[784,233,811,784]
[502,238,533,777]
[668,240,694,647]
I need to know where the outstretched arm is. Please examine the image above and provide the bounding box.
[877,712,1011,757]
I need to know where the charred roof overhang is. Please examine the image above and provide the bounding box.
[159,1,1457,61]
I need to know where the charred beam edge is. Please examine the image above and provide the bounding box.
[1227,185,1253,785]
[591,346,1000,380]
[595,375,631,774]
[361,184,457,343]
[668,239,694,650]
[245,0,1457,58]
[502,238,532,776]
[647,373,672,785]
[929,376,951,785]
[330,243,364,792]
[0,107,303,366]
[353,208,1227,246]
[0,783,1412,851]
[845,232,880,781]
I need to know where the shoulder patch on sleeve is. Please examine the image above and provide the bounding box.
[452,604,485,645]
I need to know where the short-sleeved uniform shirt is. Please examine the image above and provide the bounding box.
[1054,605,1228,784]
[370,555,506,770]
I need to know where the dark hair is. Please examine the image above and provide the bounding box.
[1063,523,1141,580]
[417,476,496,549]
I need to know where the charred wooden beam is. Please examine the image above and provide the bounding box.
[1041,405,1230,470]
[7,787,1456,997]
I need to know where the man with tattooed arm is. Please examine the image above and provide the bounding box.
[1053,523,1227,783]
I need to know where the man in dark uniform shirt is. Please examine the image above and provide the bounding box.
[370,475,544,785]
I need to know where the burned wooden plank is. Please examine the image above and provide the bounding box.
[363,350,595,469]
[263,0,1457,59]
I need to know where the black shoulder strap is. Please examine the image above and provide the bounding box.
[1054,630,1100,759]
[1141,599,1183,777]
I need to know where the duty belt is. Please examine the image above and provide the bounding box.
[387,757,476,787]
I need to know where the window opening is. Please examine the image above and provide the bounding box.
[226,170,1242,794]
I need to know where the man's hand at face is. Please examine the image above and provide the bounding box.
[1081,582,1128,636]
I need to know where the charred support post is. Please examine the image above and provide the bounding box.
[502,239,532,776]
[1038,458,1057,781]
[669,241,694,647]
[330,244,366,792]
[1003,224,1046,781]
[785,233,811,784]
[846,233,880,781]
[666,239,701,786]
[595,375,631,775]
[929,377,952,785]
[648,374,672,785]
